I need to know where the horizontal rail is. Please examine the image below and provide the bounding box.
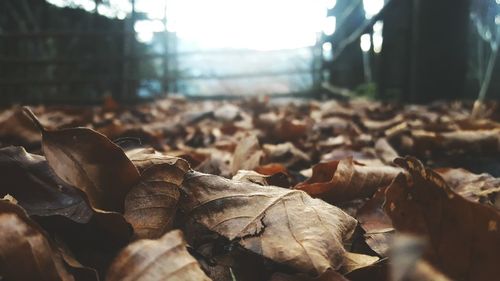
[0,69,318,86]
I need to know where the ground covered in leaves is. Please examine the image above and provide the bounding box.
[0,97,499,281]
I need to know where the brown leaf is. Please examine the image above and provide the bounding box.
[355,188,394,257]
[263,142,311,170]
[106,229,211,281]
[390,235,451,281]
[342,252,379,274]
[295,158,401,204]
[124,149,189,239]
[269,270,349,281]
[231,134,264,174]
[435,167,500,210]
[180,171,357,275]
[0,107,41,147]
[374,138,399,165]
[384,156,500,281]
[0,200,89,281]
[0,146,132,244]
[23,107,141,212]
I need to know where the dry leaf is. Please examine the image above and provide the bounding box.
[106,229,211,281]
[23,107,141,212]
[436,167,500,210]
[180,171,357,275]
[390,235,451,281]
[385,156,500,281]
[0,200,86,281]
[296,158,401,204]
[0,146,132,243]
[123,147,190,239]
[355,187,394,257]
[231,134,264,174]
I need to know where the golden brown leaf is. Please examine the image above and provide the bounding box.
[435,167,500,210]
[180,171,357,275]
[295,158,401,204]
[106,229,211,281]
[231,134,264,174]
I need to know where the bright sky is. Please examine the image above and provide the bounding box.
[45,0,384,51]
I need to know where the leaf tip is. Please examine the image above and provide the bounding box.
[21,106,45,133]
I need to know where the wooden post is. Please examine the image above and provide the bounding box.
[409,0,471,102]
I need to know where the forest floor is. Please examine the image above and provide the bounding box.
[0,97,498,281]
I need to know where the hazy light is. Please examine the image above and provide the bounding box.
[47,0,95,11]
[45,0,332,50]
[166,0,327,50]
[326,0,337,9]
[372,20,383,53]
[135,20,165,42]
[360,33,371,52]
[363,0,384,19]
[322,16,336,36]
[496,15,500,25]
[322,42,333,60]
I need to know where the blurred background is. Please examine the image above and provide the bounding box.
[0,0,499,104]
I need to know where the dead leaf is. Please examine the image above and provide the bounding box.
[269,270,349,281]
[106,229,211,281]
[0,200,88,281]
[23,107,141,212]
[0,146,132,243]
[263,142,311,170]
[390,235,451,281]
[342,252,379,274]
[436,167,500,210]
[231,134,264,174]
[124,160,188,239]
[385,156,500,281]
[180,171,357,275]
[355,187,394,257]
[0,107,41,147]
[296,158,401,204]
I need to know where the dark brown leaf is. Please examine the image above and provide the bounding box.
[0,200,94,281]
[385,156,500,281]
[23,107,141,212]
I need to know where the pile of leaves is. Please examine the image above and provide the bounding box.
[0,97,498,281]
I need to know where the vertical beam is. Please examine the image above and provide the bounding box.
[410,0,470,102]
[378,0,413,100]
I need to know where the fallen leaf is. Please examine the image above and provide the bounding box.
[390,235,451,281]
[0,107,41,147]
[0,200,89,281]
[106,229,211,281]
[385,156,500,281]
[23,107,141,212]
[295,158,401,204]
[436,167,500,210]
[0,146,132,243]
[180,171,357,275]
[355,187,394,257]
[231,134,264,174]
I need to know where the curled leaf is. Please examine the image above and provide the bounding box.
[23,107,140,212]
[0,200,92,281]
[385,156,500,281]
[296,158,401,204]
